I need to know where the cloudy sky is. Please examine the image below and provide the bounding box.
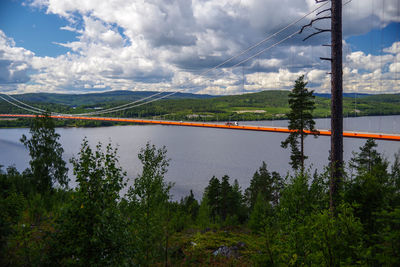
[0,0,399,95]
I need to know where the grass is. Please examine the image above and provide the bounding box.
[168,227,267,266]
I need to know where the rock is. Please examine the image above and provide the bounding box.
[212,245,239,258]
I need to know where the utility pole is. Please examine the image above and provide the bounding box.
[330,0,343,212]
[301,0,343,212]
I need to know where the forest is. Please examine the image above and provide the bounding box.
[1,112,399,266]
[1,90,400,128]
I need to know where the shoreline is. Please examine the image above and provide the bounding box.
[0,113,399,129]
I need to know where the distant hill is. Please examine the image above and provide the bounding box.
[12,90,214,107]
[1,90,400,128]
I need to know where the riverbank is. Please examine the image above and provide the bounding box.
[2,90,400,129]
[1,112,400,129]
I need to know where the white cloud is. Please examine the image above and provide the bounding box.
[0,0,399,95]
[389,62,400,73]
[246,68,305,90]
[254,58,283,69]
[346,51,394,72]
[384,41,400,54]
[0,31,35,85]
[307,69,327,83]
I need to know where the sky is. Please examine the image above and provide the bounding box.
[0,0,399,95]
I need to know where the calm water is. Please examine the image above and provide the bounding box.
[1,115,399,200]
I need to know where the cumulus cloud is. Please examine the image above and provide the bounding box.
[384,42,400,54]
[0,31,34,85]
[307,69,327,84]
[0,0,399,95]
[346,51,394,72]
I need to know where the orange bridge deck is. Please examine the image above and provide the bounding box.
[1,114,399,142]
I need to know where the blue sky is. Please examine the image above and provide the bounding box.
[347,22,399,55]
[0,0,399,95]
[0,0,77,57]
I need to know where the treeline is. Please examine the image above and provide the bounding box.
[2,90,400,128]
[1,114,399,266]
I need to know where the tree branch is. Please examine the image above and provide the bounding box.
[303,29,331,41]
[317,8,331,16]
[299,16,331,34]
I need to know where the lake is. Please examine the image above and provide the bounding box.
[1,115,399,200]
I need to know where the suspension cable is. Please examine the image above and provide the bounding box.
[1,1,330,116]
[70,2,330,116]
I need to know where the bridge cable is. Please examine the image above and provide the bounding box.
[69,30,303,116]
[0,1,329,116]
[82,0,355,116]
[69,1,330,116]
[0,95,46,114]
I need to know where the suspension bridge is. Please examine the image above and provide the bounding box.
[0,1,398,142]
[1,113,399,142]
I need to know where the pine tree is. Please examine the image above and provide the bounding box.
[231,179,247,223]
[180,190,199,221]
[197,196,211,228]
[350,138,385,175]
[346,139,392,235]
[281,75,318,172]
[205,176,221,221]
[245,162,282,209]
[220,175,232,220]
[248,192,270,233]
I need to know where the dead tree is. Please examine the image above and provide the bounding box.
[300,0,343,212]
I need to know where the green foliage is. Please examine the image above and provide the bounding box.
[204,175,246,225]
[20,113,68,193]
[126,142,172,266]
[373,208,400,266]
[391,151,400,205]
[281,76,318,172]
[196,196,212,229]
[3,88,400,130]
[245,161,283,210]
[346,139,391,233]
[248,192,271,233]
[0,166,35,198]
[205,176,221,222]
[250,170,365,266]
[304,204,365,266]
[231,179,247,223]
[1,117,400,265]
[50,139,130,266]
[3,90,400,128]
[349,138,388,175]
[279,172,314,222]
[180,190,200,224]
[0,191,26,262]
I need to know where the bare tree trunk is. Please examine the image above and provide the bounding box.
[301,131,304,174]
[330,0,343,213]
